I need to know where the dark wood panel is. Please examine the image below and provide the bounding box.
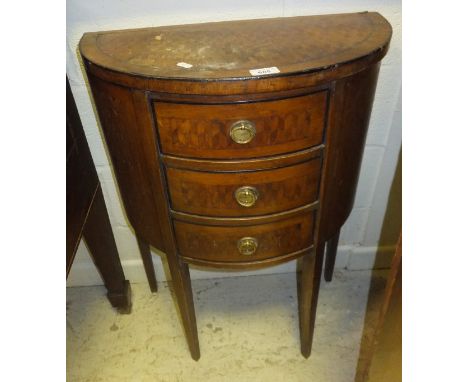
[87,75,165,250]
[66,79,99,270]
[173,212,315,263]
[67,78,132,312]
[318,64,381,242]
[153,92,327,159]
[166,158,321,217]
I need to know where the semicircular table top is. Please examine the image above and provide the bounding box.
[79,12,392,80]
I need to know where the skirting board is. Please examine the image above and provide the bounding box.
[346,244,396,270]
[66,244,395,287]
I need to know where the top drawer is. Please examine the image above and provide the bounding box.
[153,92,327,159]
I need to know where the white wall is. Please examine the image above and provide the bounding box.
[66,0,402,286]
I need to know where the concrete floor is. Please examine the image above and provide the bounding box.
[66,270,387,382]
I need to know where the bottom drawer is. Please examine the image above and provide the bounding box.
[173,212,315,263]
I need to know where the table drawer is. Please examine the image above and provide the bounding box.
[154,92,327,159]
[166,158,321,217]
[174,212,315,263]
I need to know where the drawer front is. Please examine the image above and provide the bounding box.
[174,212,315,262]
[166,158,321,217]
[154,92,327,159]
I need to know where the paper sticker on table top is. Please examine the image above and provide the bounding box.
[177,62,193,69]
[249,67,280,76]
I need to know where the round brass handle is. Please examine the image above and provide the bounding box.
[229,120,256,144]
[234,186,259,207]
[237,237,258,256]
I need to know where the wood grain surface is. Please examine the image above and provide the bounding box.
[80,12,391,80]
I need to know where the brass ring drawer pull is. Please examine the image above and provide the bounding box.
[230,120,256,144]
[237,237,258,256]
[234,186,259,207]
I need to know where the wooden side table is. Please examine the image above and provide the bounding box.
[79,12,392,357]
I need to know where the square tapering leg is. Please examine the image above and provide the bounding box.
[136,236,158,293]
[299,243,325,357]
[167,257,200,360]
[324,230,340,282]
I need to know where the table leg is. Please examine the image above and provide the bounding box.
[324,229,340,282]
[137,236,158,293]
[167,256,200,360]
[299,243,325,358]
[83,185,131,313]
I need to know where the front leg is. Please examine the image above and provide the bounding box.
[166,256,200,360]
[298,243,325,358]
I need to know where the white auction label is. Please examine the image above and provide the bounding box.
[177,62,193,69]
[249,66,280,76]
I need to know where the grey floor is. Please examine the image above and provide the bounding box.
[66,270,387,382]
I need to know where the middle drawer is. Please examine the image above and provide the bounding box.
[166,158,321,217]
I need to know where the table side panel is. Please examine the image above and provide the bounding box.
[318,64,381,242]
[86,75,166,251]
